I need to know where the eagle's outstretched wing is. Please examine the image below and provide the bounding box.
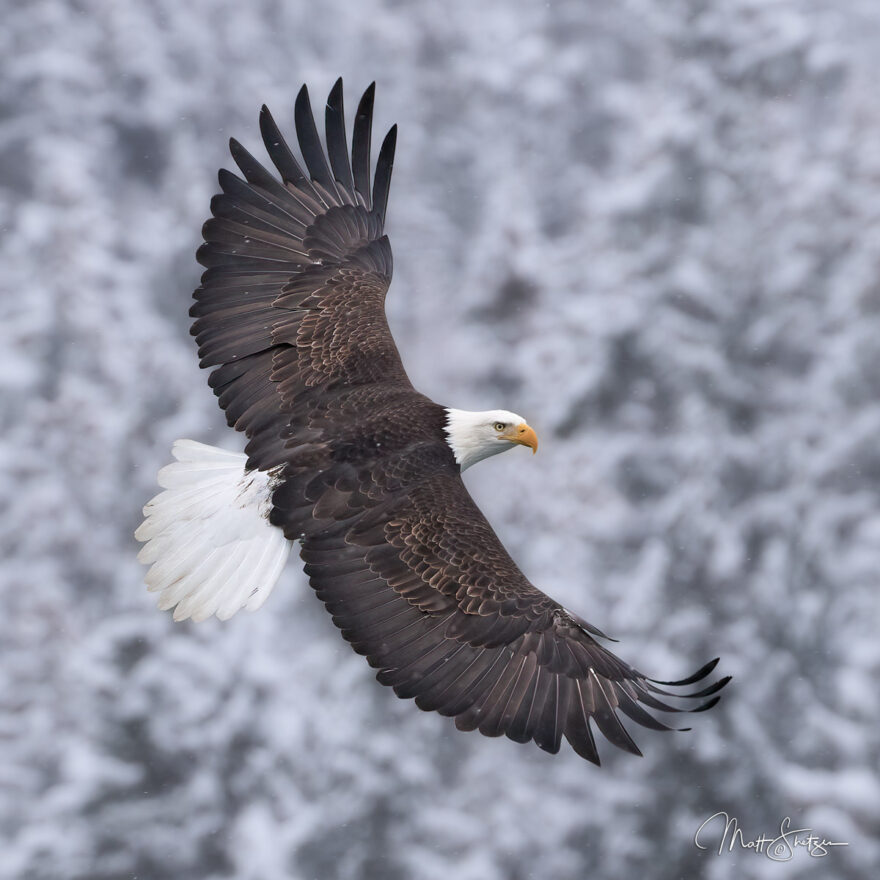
[282,458,727,763]
[192,79,406,471]
[180,81,728,763]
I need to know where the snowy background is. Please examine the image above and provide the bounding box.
[2,1,879,878]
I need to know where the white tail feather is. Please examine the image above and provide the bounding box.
[136,439,292,622]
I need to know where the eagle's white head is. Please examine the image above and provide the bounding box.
[444,408,539,472]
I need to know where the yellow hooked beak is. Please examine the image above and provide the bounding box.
[502,422,538,454]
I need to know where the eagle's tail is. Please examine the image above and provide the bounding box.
[135,439,291,622]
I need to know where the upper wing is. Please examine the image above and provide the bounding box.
[191,79,406,471]
[275,444,729,764]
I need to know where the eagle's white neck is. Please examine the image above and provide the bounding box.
[444,408,525,472]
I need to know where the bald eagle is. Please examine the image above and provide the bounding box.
[137,80,728,764]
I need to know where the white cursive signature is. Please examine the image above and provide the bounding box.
[694,812,849,861]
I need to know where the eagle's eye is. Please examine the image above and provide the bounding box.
[493,422,506,432]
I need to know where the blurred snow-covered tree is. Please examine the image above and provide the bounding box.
[1,1,877,878]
